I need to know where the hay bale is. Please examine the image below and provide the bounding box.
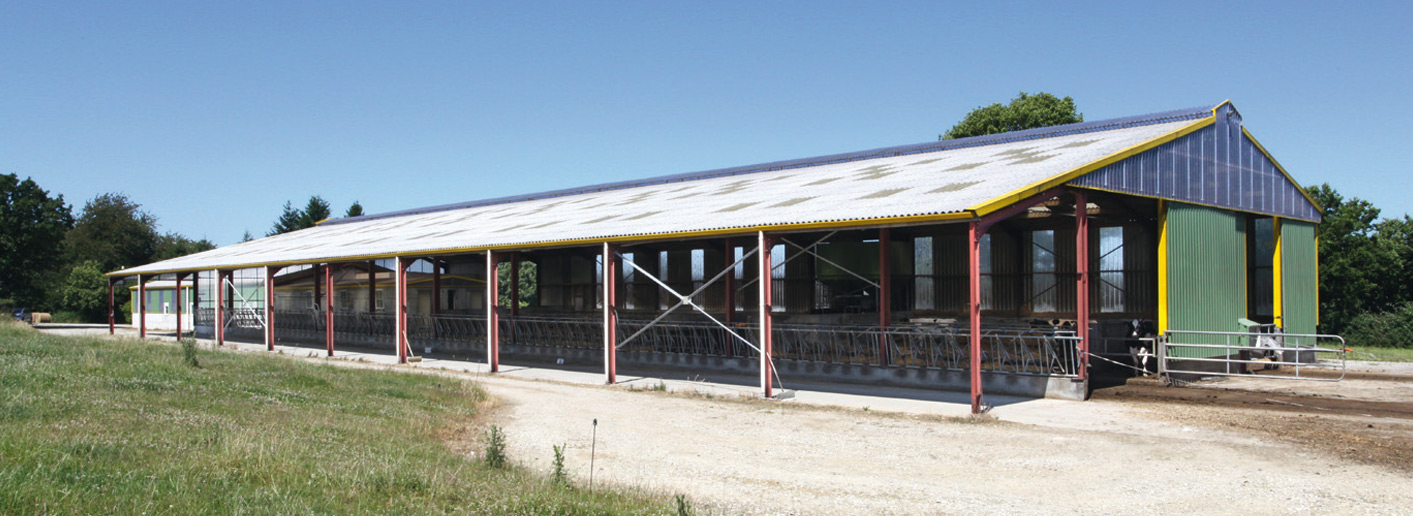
[31,312,51,324]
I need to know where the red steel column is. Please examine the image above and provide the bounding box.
[486,251,501,372]
[395,257,408,364]
[214,270,225,347]
[325,264,335,356]
[107,278,115,335]
[175,272,184,339]
[759,231,774,398]
[138,274,147,339]
[968,221,984,414]
[367,260,377,334]
[602,243,618,384]
[1074,190,1091,382]
[878,228,891,366]
[723,238,734,324]
[192,272,200,336]
[265,266,277,351]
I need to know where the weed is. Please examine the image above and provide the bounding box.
[180,338,200,368]
[675,494,694,516]
[551,443,568,485]
[484,425,507,468]
[650,381,668,392]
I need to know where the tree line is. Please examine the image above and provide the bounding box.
[0,173,367,322]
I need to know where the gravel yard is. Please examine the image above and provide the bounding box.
[478,363,1413,515]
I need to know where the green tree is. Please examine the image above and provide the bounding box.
[240,230,254,243]
[152,233,216,262]
[269,196,336,236]
[59,260,107,320]
[268,201,305,236]
[345,200,364,218]
[300,196,332,228]
[0,174,73,307]
[1305,184,1403,333]
[64,193,158,273]
[497,261,538,308]
[941,92,1083,140]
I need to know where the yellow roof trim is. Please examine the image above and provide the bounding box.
[1240,127,1324,214]
[107,211,974,278]
[968,115,1216,217]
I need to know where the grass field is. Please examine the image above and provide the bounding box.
[0,323,674,515]
[1344,344,1413,362]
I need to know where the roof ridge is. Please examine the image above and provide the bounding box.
[322,104,1215,226]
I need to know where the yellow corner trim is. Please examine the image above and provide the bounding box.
[1272,217,1284,325]
[969,116,1216,217]
[1157,200,1169,334]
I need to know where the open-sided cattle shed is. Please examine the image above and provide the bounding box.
[107,101,1323,412]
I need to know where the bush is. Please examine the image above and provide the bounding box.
[49,311,86,323]
[1343,302,1413,349]
[551,443,568,485]
[483,425,507,469]
[181,338,200,368]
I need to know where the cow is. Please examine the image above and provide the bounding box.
[1127,319,1158,376]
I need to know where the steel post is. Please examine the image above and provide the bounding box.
[265,266,277,351]
[603,243,618,384]
[968,221,984,414]
[175,272,184,339]
[878,227,891,366]
[1075,190,1090,382]
[138,274,147,339]
[214,269,225,346]
[396,257,408,364]
[487,251,501,372]
[759,231,774,398]
[325,264,335,356]
[431,258,441,339]
[107,278,115,335]
[313,264,321,310]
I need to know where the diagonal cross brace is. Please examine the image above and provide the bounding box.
[737,230,838,291]
[615,245,761,351]
[778,236,881,290]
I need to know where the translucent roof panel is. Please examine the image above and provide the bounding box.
[116,117,1200,276]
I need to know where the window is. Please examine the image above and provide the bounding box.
[1029,230,1057,312]
[1097,226,1126,313]
[339,290,351,311]
[914,236,934,310]
[375,289,385,312]
[445,289,457,311]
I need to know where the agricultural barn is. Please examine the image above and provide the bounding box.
[107,101,1322,413]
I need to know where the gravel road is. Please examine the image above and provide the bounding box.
[476,370,1412,515]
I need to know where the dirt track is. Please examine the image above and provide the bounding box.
[1093,364,1413,474]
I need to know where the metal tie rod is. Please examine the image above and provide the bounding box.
[615,246,759,350]
[737,230,838,291]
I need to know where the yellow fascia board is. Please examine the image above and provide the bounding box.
[969,116,1216,217]
[105,211,974,278]
[1240,127,1324,214]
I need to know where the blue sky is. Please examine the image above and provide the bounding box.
[3,1,1409,246]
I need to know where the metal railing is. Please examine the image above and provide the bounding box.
[505,316,602,350]
[1160,330,1347,381]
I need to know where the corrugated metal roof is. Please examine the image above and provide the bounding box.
[113,110,1206,276]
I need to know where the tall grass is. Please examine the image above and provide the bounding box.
[0,323,671,515]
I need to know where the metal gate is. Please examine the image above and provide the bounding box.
[1158,330,1347,382]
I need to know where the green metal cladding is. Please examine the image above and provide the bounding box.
[1165,202,1248,356]
[1281,220,1319,341]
